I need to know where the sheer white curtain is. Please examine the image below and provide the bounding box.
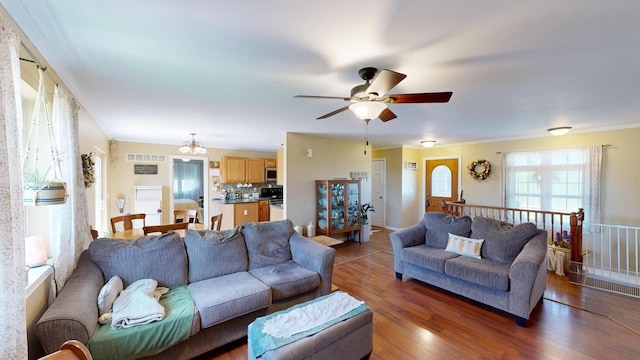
[0,14,28,358]
[49,86,92,291]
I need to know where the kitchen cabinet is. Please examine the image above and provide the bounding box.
[233,202,259,226]
[221,156,246,183]
[246,158,265,183]
[315,180,360,240]
[276,148,283,185]
[265,158,277,168]
[258,200,270,221]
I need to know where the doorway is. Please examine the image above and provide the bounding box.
[371,159,386,227]
[422,157,461,217]
[170,156,209,227]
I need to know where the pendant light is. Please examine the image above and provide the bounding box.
[179,133,207,154]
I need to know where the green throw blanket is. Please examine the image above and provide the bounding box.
[87,285,194,360]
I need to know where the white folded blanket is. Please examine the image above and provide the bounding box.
[262,291,364,338]
[111,279,168,329]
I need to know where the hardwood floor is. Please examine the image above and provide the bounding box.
[198,227,640,359]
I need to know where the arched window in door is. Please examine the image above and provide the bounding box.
[431,165,452,197]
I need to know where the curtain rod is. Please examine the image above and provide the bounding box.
[19,41,59,87]
[496,144,611,154]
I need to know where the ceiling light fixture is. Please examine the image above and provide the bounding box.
[421,140,437,148]
[547,126,572,136]
[349,102,387,120]
[179,133,207,154]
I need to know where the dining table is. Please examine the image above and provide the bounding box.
[104,223,206,240]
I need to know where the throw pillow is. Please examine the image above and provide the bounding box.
[445,233,484,259]
[242,219,293,270]
[423,212,473,248]
[97,275,123,316]
[89,232,189,288]
[183,227,248,282]
[470,217,539,263]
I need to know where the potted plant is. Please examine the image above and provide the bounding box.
[23,167,67,206]
[360,203,375,242]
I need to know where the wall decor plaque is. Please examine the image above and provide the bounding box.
[134,164,158,175]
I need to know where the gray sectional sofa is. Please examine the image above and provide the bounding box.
[390,212,547,326]
[35,219,336,359]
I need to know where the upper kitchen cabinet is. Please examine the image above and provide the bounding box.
[221,156,246,183]
[265,158,277,168]
[246,158,265,183]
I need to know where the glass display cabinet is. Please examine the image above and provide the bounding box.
[315,180,361,241]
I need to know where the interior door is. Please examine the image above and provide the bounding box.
[425,158,459,213]
[371,159,385,227]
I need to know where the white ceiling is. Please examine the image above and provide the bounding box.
[3,0,640,152]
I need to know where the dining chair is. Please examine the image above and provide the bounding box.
[90,226,99,240]
[110,213,146,233]
[38,340,92,360]
[174,209,189,223]
[210,213,223,231]
[143,222,189,235]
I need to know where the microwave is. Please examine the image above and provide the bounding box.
[265,168,277,181]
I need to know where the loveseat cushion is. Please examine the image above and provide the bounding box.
[424,213,472,248]
[444,256,511,291]
[402,245,460,273]
[89,232,188,288]
[183,228,248,282]
[242,220,294,270]
[188,271,271,329]
[249,260,321,301]
[470,217,538,263]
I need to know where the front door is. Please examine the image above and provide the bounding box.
[425,158,459,213]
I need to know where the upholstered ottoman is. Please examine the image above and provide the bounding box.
[248,292,373,360]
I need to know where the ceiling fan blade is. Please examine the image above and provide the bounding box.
[366,69,407,96]
[385,92,452,103]
[317,106,350,120]
[294,95,351,101]
[378,108,397,122]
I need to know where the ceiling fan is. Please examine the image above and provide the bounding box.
[294,67,452,122]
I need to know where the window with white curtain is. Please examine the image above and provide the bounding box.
[503,146,602,227]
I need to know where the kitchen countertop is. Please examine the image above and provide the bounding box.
[212,197,272,204]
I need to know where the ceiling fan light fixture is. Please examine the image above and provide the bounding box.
[179,133,207,154]
[421,140,437,148]
[349,102,387,120]
[547,126,572,136]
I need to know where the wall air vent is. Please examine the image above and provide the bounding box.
[126,153,167,163]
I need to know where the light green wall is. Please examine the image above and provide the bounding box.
[284,133,372,229]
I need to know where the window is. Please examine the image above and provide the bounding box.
[503,147,601,227]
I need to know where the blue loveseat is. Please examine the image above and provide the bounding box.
[390,213,547,326]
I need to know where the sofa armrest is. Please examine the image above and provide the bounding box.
[508,230,548,319]
[390,222,426,276]
[290,232,336,295]
[35,251,104,353]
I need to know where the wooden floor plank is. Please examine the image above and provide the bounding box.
[197,227,640,360]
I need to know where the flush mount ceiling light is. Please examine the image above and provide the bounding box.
[547,126,572,136]
[349,102,388,120]
[421,140,437,148]
[179,133,207,154]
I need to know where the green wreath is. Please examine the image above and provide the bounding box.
[468,160,491,180]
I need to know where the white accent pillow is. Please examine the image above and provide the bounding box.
[445,233,484,259]
[97,275,123,315]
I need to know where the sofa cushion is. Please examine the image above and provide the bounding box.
[444,256,511,291]
[242,220,294,270]
[423,213,472,248]
[188,271,271,329]
[89,232,188,288]
[471,217,538,263]
[97,275,123,316]
[402,245,460,273]
[249,260,321,301]
[183,228,248,282]
[445,233,484,259]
